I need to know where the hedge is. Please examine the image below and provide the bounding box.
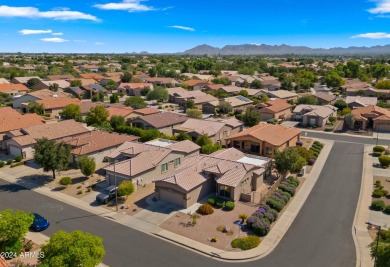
[231,236,261,250]
[252,220,270,236]
[371,200,385,211]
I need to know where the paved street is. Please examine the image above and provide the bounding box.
[0,141,364,267]
[306,131,388,146]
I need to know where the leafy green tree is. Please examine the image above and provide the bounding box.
[103,80,117,91]
[60,104,81,121]
[341,107,352,115]
[86,105,109,126]
[40,230,105,267]
[0,209,34,243]
[324,71,345,88]
[148,66,157,77]
[186,108,202,118]
[118,180,134,200]
[186,99,195,110]
[175,132,192,141]
[334,99,347,110]
[218,101,233,114]
[260,94,270,103]
[211,77,230,85]
[345,113,355,129]
[369,228,390,267]
[274,148,300,176]
[91,92,104,102]
[242,107,261,127]
[70,79,82,87]
[77,156,96,178]
[297,95,317,105]
[110,93,119,103]
[140,86,151,96]
[376,80,390,90]
[48,83,59,92]
[110,115,126,130]
[28,102,44,115]
[146,86,168,101]
[239,90,249,97]
[26,78,40,88]
[93,121,113,131]
[120,72,132,83]
[346,61,361,78]
[124,96,147,109]
[0,92,11,106]
[200,143,222,154]
[250,80,263,89]
[196,134,212,147]
[33,138,71,179]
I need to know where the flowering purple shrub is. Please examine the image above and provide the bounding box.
[264,211,275,223]
[308,158,316,165]
[258,204,271,212]
[256,207,267,214]
[252,220,270,236]
[246,215,259,228]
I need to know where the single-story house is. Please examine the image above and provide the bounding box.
[155,148,272,208]
[263,90,298,101]
[13,89,69,109]
[173,117,243,146]
[166,87,218,109]
[182,79,209,91]
[256,99,292,121]
[107,106,134,120]
[225,123,301,158]
[0,83,29,96]
[260,75,281,91]
[351,105,390,131]
[313,93,337,105]
[131,112,188,135]
[223,95,254,112]
[104,139,200,188]
[78,73,106,82]
[293,105,338,127]
[30,80,70,91]
[143,77,179,86]
[23,97,81,118]
[10,76,42,85]
[46,75,75,81]
[219,86,243,95]
[117,83,154,96]
[126,107,160,120]
[346,96,378,108]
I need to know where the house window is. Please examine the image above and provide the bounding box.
[219,185,231,198]
[174,158,180,167]
[223,131,228,137]
[161,163,168,173]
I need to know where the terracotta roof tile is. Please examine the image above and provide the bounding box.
[0,107,44,133]
[0,83,29,93]
[135,112,188,128]
[36,97,81,110]
[132,107,160,116]
[257,99,291,113]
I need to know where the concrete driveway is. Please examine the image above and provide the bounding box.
[281,121,300,128]
[132,200,180,225]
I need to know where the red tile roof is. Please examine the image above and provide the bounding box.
[0,83,29,93]
[0,107,44,133]
[36,97,81,110]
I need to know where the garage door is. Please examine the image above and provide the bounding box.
[309,118,316,126]
[159,189,184,207]
[9,146,21,157]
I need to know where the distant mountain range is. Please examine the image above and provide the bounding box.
[182,44,390,55]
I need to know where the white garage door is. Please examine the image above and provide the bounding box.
[159,189,184,207]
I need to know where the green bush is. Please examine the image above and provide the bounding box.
[324,126,334,132]
[215,199,225,209]
[2,239,22,259]
[372,189,385,198]
[14,155,22,162]
[224,201,235,211]
[375,180,381,187]
[207,197,216,206]
[10,162,25,168]
[60,177,72,186]
[77,190,83,195]
[6,159,13,165]
[384,205,390,214]
[0,161,4,168]
[231,236,261,250]
[197,203,214,215]
[266,198,284,212]
[371,200,385,211]
[373,152,383,157]
[287,176,300,187]
[379,155,390,167]
[373,146,386,153]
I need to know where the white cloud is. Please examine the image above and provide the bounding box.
[0,5,99,21]
[351,32,390,39]
[74,40,87,42]
[95,42,105,45]
[368,0,390,14]
[41,37,69,43]
[52,32,63,36]
[19,29,52,35]
[94,0,155,12]
[168,25,195,32]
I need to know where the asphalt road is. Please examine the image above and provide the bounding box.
[306,131,387,146]
[0,141,365,267]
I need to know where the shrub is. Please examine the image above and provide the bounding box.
[77,190,83,195]
[215,199,225,209]
[231,236,261,250]
[324,126,334,132]
[210,237,217,242]
[375,180,381,187]
[268,208,279,220]
[373,152,383,157]
[373,146,385,153]
[258,204,271,212]
[14,155,22,162]
[266,198,284,212]
[86,187,92,192]
[239,213,248,221]
[207,197,217,206]
[287,176,300,186]
[279,184,296,196]
[278,189,292,201]
[0,161,4,168]
[224,201,235,211]
[371,200,385,211]
[308,158,316,165]
[379,155,390,167]
[264,211,276,223]
[252,220,271,236]
[10,162,25,168]
[216,225,225,232]
[246,215,259,228]
[372,189,385,198]
[384,205,390,214]
[7,159,13,165]
[197,203,214,215]
[2,239,22,259]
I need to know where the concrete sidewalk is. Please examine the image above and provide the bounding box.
[0,139,338,262]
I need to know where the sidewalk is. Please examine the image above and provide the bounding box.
[0,139,335,262]
[302,128,390,141]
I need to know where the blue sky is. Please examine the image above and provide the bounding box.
[0,0,390,53]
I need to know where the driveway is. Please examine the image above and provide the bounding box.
[281,121,300,128]
[132,200,180,225]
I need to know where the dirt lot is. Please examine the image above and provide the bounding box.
[373,176,390,206]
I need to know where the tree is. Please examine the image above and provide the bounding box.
[48,83,59,92]
[77,156,96,177]
[110,115,126,130]
[120,72,132,83]
[117,180,134,200]
[345,113,355,129]
[140,86,151,96]
[40,230,105,267]
[110,93,119,103]
[146,86,168,102]
[369,228,390,267]
[28,102,44,115]
[251,80,263,89]
[334,99,348,110]
[297,95,317,105]
[218,102,233,114]
[260,94,270,103]
[239,90,249,97]
[85,105,109,126]
[175,132,192,141]
[200,143,222,154]
[341,107,352,115]
[274,148,300,176]
[91,92,104,102]
[26,78,40,88]
[148,66,157,77]
[124,96,147,109]
[186,99,195,110]
[70,79,82,87]
[60,104,81,121]
[324,71,345,88]
[211,77,230,85]
[33,138,71,179]
[196,134,212,147]
[186,108,202,118]
[242,107,261,127]
[103,80,117,91]
[0,209,34,243]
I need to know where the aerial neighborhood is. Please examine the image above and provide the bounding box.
[0,53,389,267]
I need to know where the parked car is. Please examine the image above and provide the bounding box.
[31,213,50,231]
[96,185,118,204]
